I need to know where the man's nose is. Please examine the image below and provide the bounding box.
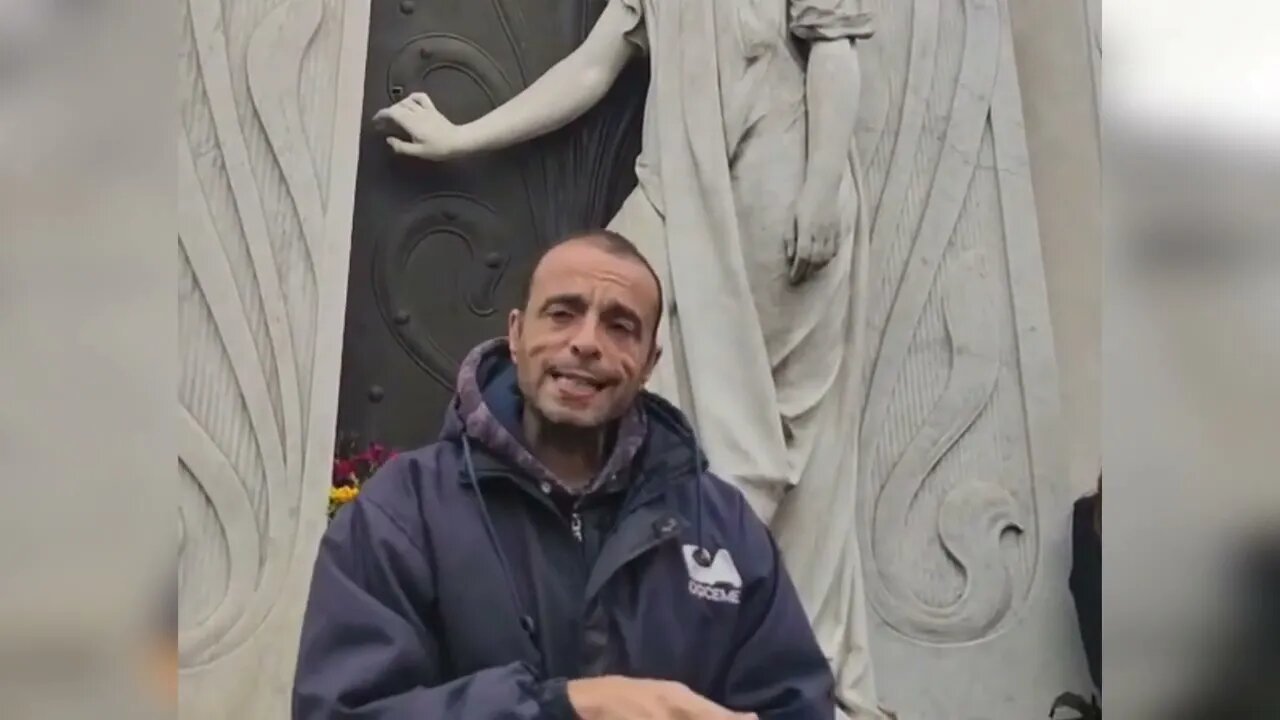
[568,316,603,359]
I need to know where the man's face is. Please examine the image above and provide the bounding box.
[509,241,661,429]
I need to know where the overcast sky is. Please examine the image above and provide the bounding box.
[1106,0,1280,146]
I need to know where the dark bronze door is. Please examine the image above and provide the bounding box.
[338,0,645,449]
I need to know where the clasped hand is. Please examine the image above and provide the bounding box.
[568,676,758,720]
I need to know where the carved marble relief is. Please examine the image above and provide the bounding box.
[861,247,1032,644]
[177,0,368,713]
[849,0,1076,714]
[847,0,1037,642]
[173,0,1083,715]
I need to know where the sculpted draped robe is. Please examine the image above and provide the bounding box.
[603,0,880,714]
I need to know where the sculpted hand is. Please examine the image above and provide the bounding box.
[371,91,466,160]
[786,177,849,285]
[567,676,758,720]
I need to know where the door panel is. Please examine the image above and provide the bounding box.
[339,0,646,448]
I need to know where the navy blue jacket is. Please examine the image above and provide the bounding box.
[293,341,834,718]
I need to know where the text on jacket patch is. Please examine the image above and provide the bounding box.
[681,545,742,605]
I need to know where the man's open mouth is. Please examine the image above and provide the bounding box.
[548,368,608,392]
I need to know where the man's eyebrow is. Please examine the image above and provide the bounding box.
[600,300,644,329]
[538,293,588,312]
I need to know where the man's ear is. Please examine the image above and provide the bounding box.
[640,343,663,385]
[507,308,523,353]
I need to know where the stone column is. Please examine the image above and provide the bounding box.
[1008,0,1103,497]
[176,0,369,715]
[852,0,1094,714]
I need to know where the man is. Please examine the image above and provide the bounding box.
[372,2,880,711]
[293,230,835,719]
[1049,474,1101,719]
[1069,474,1101,690]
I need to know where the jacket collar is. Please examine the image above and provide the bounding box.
[442,339,650,497]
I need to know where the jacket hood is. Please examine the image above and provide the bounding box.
[439,339,703,493]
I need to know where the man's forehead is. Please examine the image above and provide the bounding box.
[530,242,659,301]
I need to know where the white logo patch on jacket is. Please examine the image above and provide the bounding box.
[681,545,742,604]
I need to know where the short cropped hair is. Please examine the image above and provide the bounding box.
[519,229,664,345]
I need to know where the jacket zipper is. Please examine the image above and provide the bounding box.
[570,511,583,543]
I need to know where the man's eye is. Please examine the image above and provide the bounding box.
[549,309,574,321]
[610,321,637,335]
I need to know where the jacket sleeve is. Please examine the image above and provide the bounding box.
[292,488,575,720]
[719,525,836,719]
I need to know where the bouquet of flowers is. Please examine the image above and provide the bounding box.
[329,434,397,519]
